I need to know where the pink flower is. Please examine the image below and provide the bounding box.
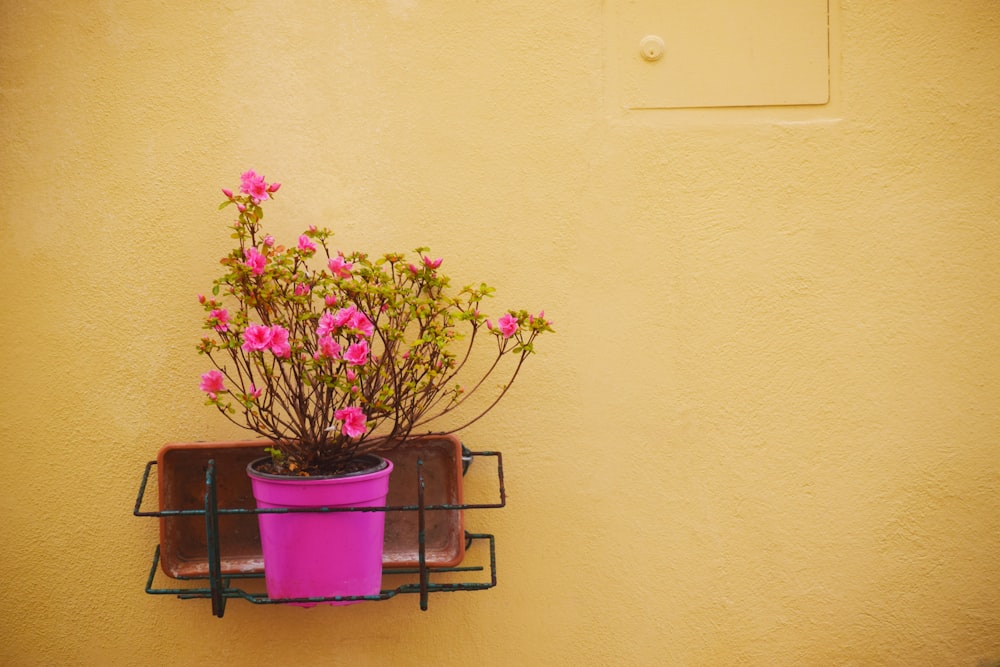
[263,235,275,247]
[498,313,518,339]
[294,283,311,296]
[324,294,338,308]
[221,188,233,199]
[241,324,273,352]
[298,235,316,254]
[199,370,225,396]
[316,335,342,360]
[244,247,266,275]
[334,406,367,438]
[208,308,229,332]
[236,203,246,213]
[240,170,270,202]
[269,325,291,358]
[332,305,357,328]
[316,311,338,337]
[328,254,353,278]
[343,340,369,366]
[248,384,263,400]
[422,256,443,269]
[349,310,374,338]
[267,182,281,193]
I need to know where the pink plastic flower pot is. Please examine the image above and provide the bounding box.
[247,456,393,606]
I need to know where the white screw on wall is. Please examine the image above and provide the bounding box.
[639,35,665,62]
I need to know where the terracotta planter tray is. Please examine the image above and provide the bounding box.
[155,435,466,578]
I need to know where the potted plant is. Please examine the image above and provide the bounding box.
[195,170,552,604]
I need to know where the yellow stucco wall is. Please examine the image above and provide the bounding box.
[2,2,998,665]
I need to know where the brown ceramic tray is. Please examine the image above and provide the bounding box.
[156,435,466,578]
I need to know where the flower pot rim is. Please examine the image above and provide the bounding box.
[246,453,389,481]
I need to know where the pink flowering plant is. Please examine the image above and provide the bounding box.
[197,170,552,475]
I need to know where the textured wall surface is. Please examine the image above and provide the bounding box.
[1,2,998,665]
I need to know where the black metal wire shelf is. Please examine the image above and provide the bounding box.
[134,449,506,617]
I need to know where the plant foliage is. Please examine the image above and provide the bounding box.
[197,171,552,475]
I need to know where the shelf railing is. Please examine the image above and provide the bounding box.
[134,449,505,617]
